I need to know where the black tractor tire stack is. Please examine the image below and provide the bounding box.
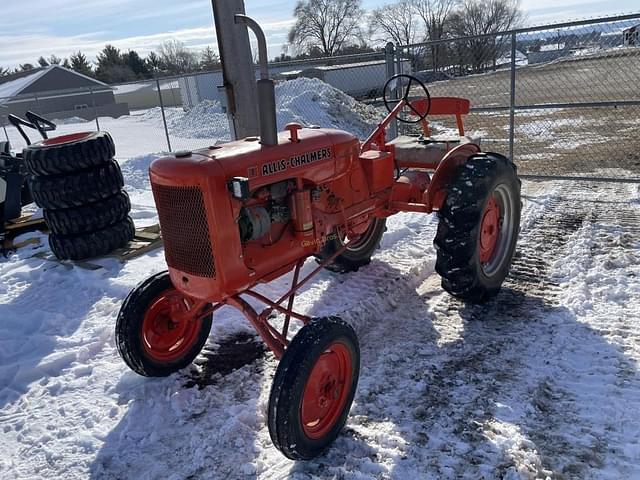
[25,132,134,260]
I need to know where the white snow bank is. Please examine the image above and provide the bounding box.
[275,77,383,139]
[139,78,383,142]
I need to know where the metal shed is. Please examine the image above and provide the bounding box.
[0,65,129,123]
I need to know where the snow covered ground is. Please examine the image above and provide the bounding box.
[1,80,640,479]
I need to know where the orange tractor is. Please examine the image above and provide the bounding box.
[116,16,520,460]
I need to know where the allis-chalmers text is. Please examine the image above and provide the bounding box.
[261,147,333,176]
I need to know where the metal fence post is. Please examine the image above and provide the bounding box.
[90,86,100,131]
[156,78,172,152]
[385,42,398,140]
[508,32,517,162]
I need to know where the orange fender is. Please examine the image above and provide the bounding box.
[423,142,481,212]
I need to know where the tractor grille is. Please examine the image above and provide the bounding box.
[152,184,216,278]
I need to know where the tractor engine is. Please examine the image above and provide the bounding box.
[236,180,292,243]
[149,127,366,302]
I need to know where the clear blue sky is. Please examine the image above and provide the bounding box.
[0,0,637,69]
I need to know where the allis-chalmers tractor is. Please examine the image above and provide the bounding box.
[116,16,520,461]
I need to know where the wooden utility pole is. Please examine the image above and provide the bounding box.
[211,0,259,139]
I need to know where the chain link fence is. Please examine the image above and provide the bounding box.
[0,52,389,158]
[2,13,638,183]
[394,13,640,182]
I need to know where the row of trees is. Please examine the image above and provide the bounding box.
[1,0,523,81]
[287,0,523,72]
[0,41,220,83]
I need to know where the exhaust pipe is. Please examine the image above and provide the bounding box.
[234,14,278,146]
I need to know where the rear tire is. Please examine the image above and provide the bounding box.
[48,216,135,260]
[318,218,386,272]
[115,271,213,377]
[44,191,131,235]
[268,317,360,460]
[434,153,521,302]
[29,159,124,210]
[23,131,115,176]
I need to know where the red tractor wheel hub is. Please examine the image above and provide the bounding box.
[141,290,201,362]
[301,342,353,439]
[479,196,501,263]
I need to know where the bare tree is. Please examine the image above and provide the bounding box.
[158,40,198,75]
[449,0,523,72]
[288,0,364,56]
[412,0,457,70]
[369,0,419,46]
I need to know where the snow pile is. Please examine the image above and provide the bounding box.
[155,78,383,141]
[51,116,89,125]
[167,100,229,140]
[275,78,383,139]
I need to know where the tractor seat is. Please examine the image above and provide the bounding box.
[389,134,481,167]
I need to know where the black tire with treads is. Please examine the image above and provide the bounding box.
[434,153,521,302]
[44,191,131,235]
[317,218,386,272]
[268,317,360,460]
[23,131,115,176]
[115,271,213,377]
[48,216,135,260]
[29,159,124,210]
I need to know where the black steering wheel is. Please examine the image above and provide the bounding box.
[383,74,431,124]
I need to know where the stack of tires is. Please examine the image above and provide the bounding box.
[25,131,135,260]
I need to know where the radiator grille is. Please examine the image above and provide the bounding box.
[152,184,216,278]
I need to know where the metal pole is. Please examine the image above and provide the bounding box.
[2,125,8,142]
[508,32,516,162]
[90,87,100,131]
[156,78,172,152]
[211,0,260,139]
[385,42,398,140]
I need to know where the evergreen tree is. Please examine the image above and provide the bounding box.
[146,51,163,75]
[95,45,135,83]
[70,51,94,77]
[124,50,150,79]
[37,56,49,67]
[199,46,220,71]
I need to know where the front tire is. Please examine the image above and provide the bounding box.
[116,271,213,377]
[268,317,360,460]
[434,153,521,302]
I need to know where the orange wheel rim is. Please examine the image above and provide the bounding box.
[301,342,353,440]
[479,196,501,263]
[141,289,201,362]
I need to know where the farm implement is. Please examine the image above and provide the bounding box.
[0,112,55,254]
[116,16,521,460]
